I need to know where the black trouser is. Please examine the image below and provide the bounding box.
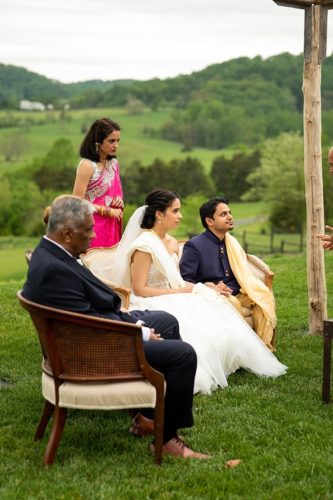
[131,310,196,443]
[143,340,196,443]
[130,309,181,340]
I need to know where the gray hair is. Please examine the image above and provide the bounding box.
[47,196,94,234]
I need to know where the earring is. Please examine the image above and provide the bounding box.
[95,142,99,154]
[158,219,161,224]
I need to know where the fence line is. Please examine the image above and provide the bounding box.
[234,230,304,255]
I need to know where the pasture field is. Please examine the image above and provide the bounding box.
[0,201,305,283]
[0,107,239,173]
[1,253,333,498]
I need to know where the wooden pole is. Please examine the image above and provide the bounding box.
[303,4,327,333]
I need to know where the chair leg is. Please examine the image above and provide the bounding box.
[35,400,54,441]
[322,331,332,404]
[43,406,67,466]
[154,395,164,466]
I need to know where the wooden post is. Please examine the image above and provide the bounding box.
[303,4,327,333]
[273,0,333,333]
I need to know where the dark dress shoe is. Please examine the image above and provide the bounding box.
[130,413,154,437]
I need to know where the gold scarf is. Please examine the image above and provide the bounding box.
[225,232,276,350]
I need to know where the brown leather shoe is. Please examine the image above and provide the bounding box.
[130,413,154,437]
[150,437,212,459]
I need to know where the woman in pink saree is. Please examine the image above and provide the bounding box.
[73,118,124,248]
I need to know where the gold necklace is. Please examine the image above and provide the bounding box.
[149,229,164,239]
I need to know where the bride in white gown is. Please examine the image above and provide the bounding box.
[100,189,287,394]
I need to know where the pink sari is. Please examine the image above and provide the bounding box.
[84,158,123,248]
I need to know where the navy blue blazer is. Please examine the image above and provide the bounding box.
[23,238,136,323]
[179,230,240,295]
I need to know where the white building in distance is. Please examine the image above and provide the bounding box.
[19,100,46,111]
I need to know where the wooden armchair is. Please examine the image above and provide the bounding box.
[24,249,33,265]
[17,291,165,466]
[80,247,131,309]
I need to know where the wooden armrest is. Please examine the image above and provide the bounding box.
[246,254,274,290]
[111,283,131,310]
[24,249,33,265]
[80,255,131,309]
[92,274,131,310]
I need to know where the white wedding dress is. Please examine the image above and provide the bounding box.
[129,254,287,394]
[95,206,287,395]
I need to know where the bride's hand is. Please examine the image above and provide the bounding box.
[176,284,194,294]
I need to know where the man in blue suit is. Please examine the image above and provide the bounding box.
[23,196,210,459]
[180,196,239,296]
[180,196,276,351]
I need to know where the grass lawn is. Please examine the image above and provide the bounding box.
[1,252,333,498]
[0,237,39,282]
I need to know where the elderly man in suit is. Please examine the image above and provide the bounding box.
[179,196,276,351]
[23,195,210,459]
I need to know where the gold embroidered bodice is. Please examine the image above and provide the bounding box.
[146,254,179,290]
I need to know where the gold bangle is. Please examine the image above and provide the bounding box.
[109,208,113,218]
[101,206,105,216]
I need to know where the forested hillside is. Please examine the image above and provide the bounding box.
[1,54,333,238]
[0,63,131,109]
[1,53,333,148]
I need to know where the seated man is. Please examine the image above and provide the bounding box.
[179,196,276,351]
[23,196,210,460]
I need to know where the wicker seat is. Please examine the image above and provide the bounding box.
[17,291,165,466]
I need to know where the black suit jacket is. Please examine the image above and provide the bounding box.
[179,230,240,295]
[23,238,136,324]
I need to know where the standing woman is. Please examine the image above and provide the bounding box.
[73,117,124,248]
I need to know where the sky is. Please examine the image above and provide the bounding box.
[1,0,333,84]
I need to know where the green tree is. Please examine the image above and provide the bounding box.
[211,150,261,201]
[32,138,76,191]
[0,132,30,162]
[175,157,213,198]
[243,132,305,232]
[0,177,12,234]
[122,157,212,205]
[126,96,145,115]
[176,194,207,238]
[1,178,45,236]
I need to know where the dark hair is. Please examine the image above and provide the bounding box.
[79,117,121,162]
[199,196,229,229]
[141,189,180,229]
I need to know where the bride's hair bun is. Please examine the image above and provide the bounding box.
[140,189,180,229]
